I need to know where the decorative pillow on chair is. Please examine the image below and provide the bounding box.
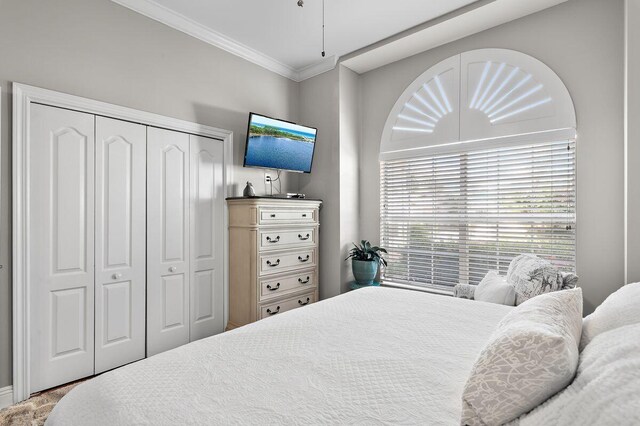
[506,254,563,305]
[453,283,476,300]
[474,271,516,306]
[460,288,583,426]
[580,282,640,351]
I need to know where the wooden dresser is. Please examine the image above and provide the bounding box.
[227,197,322,329]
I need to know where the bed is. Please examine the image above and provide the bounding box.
[47,287,514,425]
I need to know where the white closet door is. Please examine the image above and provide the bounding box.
[94,117,147,373]
[189,135,224,341]
[147,127,190,356]
[29,104,95,392]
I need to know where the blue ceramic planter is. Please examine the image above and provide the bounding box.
[352,259,379,285]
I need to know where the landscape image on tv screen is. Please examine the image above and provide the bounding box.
[244,113,317,173]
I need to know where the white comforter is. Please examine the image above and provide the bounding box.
[47,287,513,425]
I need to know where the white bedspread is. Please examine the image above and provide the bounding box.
[47,287,512,425]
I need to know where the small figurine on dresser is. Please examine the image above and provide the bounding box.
[243,181,256,197]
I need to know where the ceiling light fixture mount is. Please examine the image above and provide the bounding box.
[321,0,325,57]
[296,0,326,58]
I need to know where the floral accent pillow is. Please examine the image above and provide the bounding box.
[506,254,563,305]
[460,288,583,426]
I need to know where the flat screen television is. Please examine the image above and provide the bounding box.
[243,113,317,173]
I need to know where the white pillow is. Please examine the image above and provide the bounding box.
[518,323,640,425]
[461,288,583,426]
[580,282,640,351]
[474,271,516,306]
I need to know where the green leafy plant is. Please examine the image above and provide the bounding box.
[345,240,388,266]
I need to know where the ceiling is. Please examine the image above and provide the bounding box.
[112,0,478,80]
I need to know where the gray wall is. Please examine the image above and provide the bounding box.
[298,65,362,298]
[627,0,640,284]
[338,66,361,290]
[0,0,301,388]
[298,68,342,299]
[358,0,625,314]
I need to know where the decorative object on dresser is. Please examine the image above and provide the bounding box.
[242,181,256,197]
[227,197,322,329]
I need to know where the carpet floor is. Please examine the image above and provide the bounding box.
[0,380,84,426]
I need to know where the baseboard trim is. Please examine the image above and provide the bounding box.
[0,386,13,409]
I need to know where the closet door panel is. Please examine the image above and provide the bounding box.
[29,104,95,392]
[147,127,190,356]
[189,135,225,341]
[94,117,147,374]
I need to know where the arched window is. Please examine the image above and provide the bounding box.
[379,49,576,293]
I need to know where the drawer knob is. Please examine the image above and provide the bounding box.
[266,306,280,315]
[302,213,307,217]
[298,276,310,284]
[298,255,310,262]
[298,297,311,306]
[298,233,310,241]
[270,214,276,218]
[266,259,280,267]
[266,283,280,291]
[266,236,280,243]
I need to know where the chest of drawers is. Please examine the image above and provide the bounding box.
[227,197,322,329]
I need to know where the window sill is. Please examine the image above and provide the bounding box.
[380,281,454,297]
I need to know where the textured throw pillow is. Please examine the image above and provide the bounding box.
[460,288,583,426]
[580,282,640,351]
[474,271,516,306]
[506,254,563,305]
[518,323,640,425]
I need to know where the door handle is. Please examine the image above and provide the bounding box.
[169,266,177,273]
[112,273,122,280]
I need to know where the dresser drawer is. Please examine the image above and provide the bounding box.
[259,228,316,251]
[259,208,317,224]
[259,291,316,320]
[259,248,316,276]
[259,269,316,301]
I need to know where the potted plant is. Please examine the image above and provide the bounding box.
[345,240,388,286]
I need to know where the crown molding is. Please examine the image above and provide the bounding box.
[297,55,339,81]
[110,0,320,81]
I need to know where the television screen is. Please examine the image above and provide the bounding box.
[243,113,317,173]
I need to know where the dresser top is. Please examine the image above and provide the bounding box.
[226,196,323,202]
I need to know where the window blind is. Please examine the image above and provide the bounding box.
[380,140,576,293]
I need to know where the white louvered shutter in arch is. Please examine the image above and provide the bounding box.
[379,49,577,292]
[460,49,576,141]
[381,55,460,155]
